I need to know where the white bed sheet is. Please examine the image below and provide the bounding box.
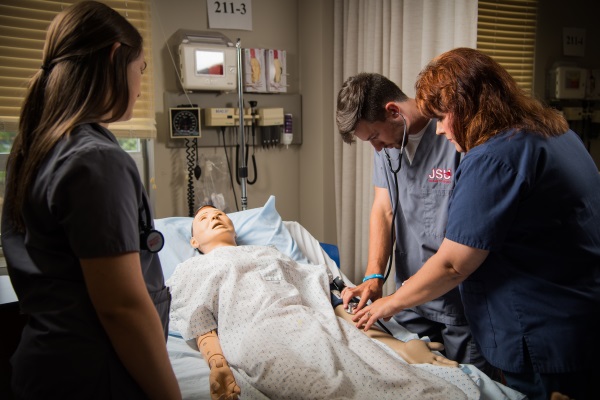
[159,197,524,399]
[169,245,481,399]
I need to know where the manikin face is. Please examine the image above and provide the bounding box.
[353,117,406,152]
[436,113,464,153]
[190,206,236,253]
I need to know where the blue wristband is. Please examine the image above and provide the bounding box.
[362,274,385,283]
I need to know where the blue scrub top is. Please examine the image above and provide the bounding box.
[2,123,170,399]
[373,120,464,325]
[446,129,600,373]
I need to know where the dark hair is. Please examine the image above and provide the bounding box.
[415,47,568,152]
[336,73,408,144]
[5,1,144,232]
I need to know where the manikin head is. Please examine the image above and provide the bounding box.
[190,205,237,254]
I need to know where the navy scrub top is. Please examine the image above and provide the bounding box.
[1,123,170,399]
[447,129,600,374]
[373,120,464,325]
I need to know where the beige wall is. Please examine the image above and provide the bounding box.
[150,0,337,243]
[298,0,336,244]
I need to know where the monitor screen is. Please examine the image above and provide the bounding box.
[195,50,224,76]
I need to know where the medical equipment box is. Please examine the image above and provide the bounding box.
[204,108,236,127]
[257,108,284,126]
[548,66,587,100]
[243,48,267,93]
[265,49,287,93]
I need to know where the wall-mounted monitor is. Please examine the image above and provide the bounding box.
[172,30,237,92]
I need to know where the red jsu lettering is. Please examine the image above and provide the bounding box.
[428,168,452,180]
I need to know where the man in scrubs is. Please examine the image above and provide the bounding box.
[336,73,490,374]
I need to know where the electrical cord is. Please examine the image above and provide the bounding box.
[221,127,239,211]
[235,126,257,185]
[248,153,257,184]
[248,101,258,184]
[185,138,195,217]
[194,138,201,180]
[246,125,257,185]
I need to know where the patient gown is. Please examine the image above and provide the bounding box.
[167,245,480,400]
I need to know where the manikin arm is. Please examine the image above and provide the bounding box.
[335,306,458,367]
[197,330,241,400]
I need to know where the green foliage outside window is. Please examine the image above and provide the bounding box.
[0,131,16,154]
[117,138,140,152]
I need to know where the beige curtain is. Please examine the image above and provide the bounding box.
[333,0,477,294]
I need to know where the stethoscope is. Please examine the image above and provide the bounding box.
[383,112,408,173]
[381,113,408,283]
[139,194,164,253]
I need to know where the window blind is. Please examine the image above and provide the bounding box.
[477,0,538,94]
[0,0,156,138]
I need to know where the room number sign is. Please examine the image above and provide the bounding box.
[563,27,585,57]
[207,1,253,31]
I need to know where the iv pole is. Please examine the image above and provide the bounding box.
[235,38,248,210]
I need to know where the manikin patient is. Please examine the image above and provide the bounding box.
[167,206,477,400]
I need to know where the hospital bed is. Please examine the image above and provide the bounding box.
[155,196,524,400]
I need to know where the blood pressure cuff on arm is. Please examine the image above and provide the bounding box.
[330,283,343,309]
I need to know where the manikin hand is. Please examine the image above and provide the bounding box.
[550,393,572,400]
[353,297,461,366]
[198,330,240,399]
[208,355,241,400]
[399,340,459,367]
[334,305,458,368]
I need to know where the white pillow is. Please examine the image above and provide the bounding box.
[154,196,309,280]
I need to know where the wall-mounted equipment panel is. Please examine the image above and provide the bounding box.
[164,92,302,148]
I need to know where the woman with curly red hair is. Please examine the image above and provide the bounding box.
[353,47,600,400]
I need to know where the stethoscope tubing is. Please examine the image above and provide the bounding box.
[381,113,408,283]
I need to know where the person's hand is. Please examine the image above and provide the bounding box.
[352,294,403,331]
[208,356,241,400]
[341,278,383,313]
[550,392,572,400]
[398,340,459,367]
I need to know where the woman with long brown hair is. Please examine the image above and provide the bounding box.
[1,2,180,398]
[353,47,600,400]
